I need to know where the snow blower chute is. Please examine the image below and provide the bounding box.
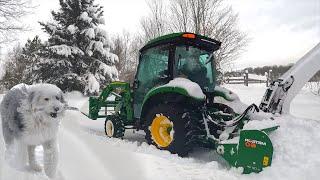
[81,32,281,173]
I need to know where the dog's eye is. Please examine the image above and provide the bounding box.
[44,98,49,101]
[56,96,60,100]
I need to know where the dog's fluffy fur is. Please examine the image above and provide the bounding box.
[1,83,66,178]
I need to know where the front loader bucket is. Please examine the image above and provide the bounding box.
[217,129,276,174]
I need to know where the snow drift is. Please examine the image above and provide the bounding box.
[0,84,320,180]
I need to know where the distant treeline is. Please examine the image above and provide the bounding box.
[225,64,320,82]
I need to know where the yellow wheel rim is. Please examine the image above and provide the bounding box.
[150,114,174,148]
[105,120,114,137]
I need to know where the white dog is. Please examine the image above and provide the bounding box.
[1,83,66,178]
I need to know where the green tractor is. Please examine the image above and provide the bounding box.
[82,32,278,174]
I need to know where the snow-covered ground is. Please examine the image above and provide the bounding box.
[1,84,320,180]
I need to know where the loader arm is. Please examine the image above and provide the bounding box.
[260,42,320,114]
[87,82,133,121]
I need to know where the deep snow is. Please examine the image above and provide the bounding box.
[0,84,320,180]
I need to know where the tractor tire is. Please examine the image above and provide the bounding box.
[144,103,193,157]
[104,116,125,138]
[184,111,208,147]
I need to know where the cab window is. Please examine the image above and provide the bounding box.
[133,45,169,118]
[175,45,215,91]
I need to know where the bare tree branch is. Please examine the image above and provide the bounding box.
[140,0,249,71]
[0,0,34,45]
[111,31,142,82]
[139,0,168,41]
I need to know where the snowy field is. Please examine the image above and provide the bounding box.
[1,84,320,180]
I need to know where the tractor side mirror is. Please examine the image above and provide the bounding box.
[133,79,139,89]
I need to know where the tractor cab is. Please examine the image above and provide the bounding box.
[133,33,221,118]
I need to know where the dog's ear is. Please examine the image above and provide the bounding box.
[28,91,35,103]
[60,92,67,104]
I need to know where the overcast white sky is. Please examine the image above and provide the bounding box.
[228,0,320,70]
[2,0,320,70]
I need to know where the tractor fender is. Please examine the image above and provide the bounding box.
[213,86,248,114]
[142,85,205,107]
[140,86,204,127]
[144,79,206,103]
[144,86,204,103]
[213,86,239,102]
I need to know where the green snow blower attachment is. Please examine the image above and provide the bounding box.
[217,128,277,173]
[81,32,278,174]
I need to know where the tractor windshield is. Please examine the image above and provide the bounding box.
[175,45,215,92]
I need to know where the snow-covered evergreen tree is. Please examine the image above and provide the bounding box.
[0,36,43,89]
[37,0,119,93]
[22,36,44,84]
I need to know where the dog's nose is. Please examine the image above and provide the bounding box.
[54,107,60,112]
